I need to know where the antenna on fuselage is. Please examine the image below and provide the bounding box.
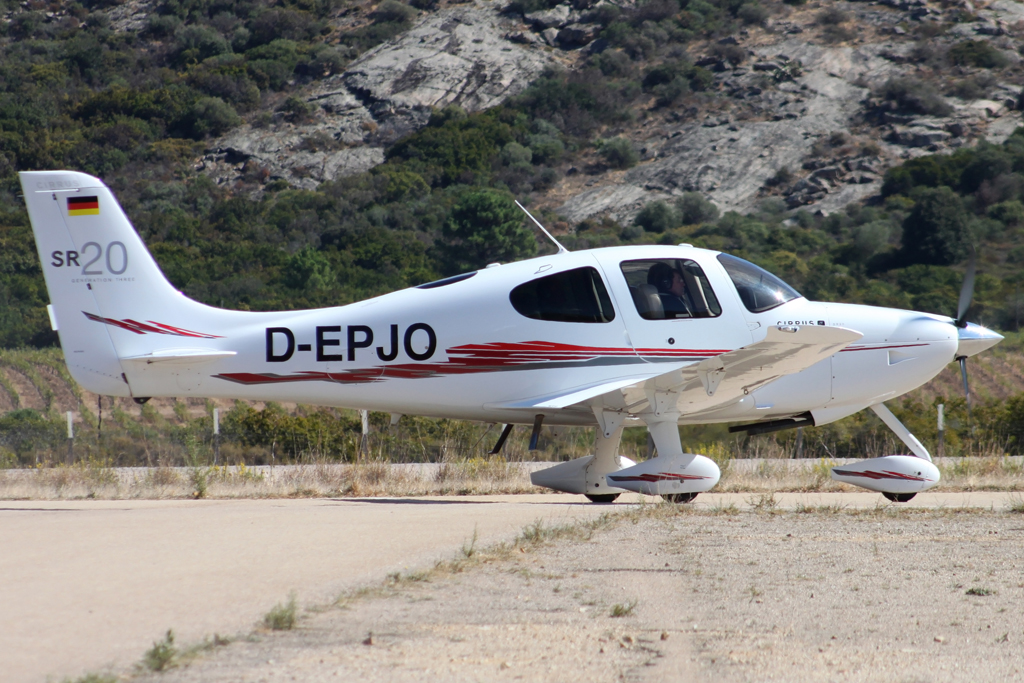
[515,200,569,254]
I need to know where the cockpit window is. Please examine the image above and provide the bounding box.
[619,259,722,320]
[510,267,616,323]
[717,253,801,313]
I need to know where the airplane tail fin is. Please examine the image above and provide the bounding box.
[19,171,223,396]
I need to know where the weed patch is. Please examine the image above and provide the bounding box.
[62,675,117,683]
[264,594,298,630]
[610,600,637,617]
[142,630,176,672]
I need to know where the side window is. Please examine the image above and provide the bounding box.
[619,259,722,320]
[510,267,616,323]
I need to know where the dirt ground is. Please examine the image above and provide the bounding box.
[133,503,1024,683]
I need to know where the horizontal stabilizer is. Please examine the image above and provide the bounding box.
[120,349,237,365]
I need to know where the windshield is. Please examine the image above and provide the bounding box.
[717,254,801,313]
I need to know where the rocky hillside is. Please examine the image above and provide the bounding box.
[3,0,1024,344]
[189,0,1024,220]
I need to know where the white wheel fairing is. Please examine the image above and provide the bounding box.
[830,455,940,494]
[606,454,721,496]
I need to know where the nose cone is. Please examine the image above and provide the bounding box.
[957,322,1003,358]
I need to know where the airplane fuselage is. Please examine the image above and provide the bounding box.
[106,245,959,428]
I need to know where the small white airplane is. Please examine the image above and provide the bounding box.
[21,171,1003,502]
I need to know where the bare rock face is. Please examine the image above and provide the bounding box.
[560,40,895,221]
[106,0,156,32]
[339,6,553,134]
[559,27,1024,223]
[201,2,556,190]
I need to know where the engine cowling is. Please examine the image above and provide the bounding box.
[830,455,940,495]
[606,454,721,497]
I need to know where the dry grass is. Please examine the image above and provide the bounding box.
[0,458,544,500]
[3,455,1024,500]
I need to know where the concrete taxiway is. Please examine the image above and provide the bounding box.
[1,491,1017,682]
[1,495,615,683]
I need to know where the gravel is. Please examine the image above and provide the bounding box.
[134,505,1024,682]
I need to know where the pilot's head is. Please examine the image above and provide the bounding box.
[648,263,683,295]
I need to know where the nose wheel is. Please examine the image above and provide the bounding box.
[882,492,917,503]
[664,492,699,504]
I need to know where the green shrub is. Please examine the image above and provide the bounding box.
[738,3,769,26]
[370,0,417,24]
[0,409,61,457]
[599,137,639,169]
[441,189,536,273]
[987,200,1024,226]
[817,6,848,25]
[592,49,633,78]
[634,200,679,233]
[900,187,973,266]
[880,77,953,117]
[174,25,230,66]
[949,40,1009,69]
[283,247,335,291]
[676,192,719,225]
[278,96,313,122]
[185,97,241,138]
[247,8,322,47]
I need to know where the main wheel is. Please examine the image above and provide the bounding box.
[882,492,917,503]
[664,492,699,504]
[589,493,618,505]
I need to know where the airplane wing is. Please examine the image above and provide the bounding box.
[492,325,862,417]
[621,324,862,416]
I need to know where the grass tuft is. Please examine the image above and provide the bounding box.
[965,586,996,596]
[62,675,117,683]
[610,600,637,618]
[461,525,479,559]
[142,629,176,672]
[747,492,778,511]
[263,594,298,630]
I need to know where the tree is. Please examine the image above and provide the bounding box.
[283,247,335,292]
[441,190,536,273]
[900,187,973,266]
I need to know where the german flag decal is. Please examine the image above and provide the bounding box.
[67,196,99,216]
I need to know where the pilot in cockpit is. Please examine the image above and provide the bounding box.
[647,262,694,318]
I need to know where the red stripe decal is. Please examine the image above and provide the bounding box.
[214,341,730,386]
[84,312,222,339]
[832,469,931,482]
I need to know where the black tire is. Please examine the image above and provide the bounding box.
[882,492,917,503]
[664,492,699,504]
[585,493,620,504]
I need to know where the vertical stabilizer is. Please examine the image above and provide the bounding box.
[19,171,213,396]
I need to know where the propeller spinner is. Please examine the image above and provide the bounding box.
[951,249,1003,427]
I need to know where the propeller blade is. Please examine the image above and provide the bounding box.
[959,356,973,432]
[955,249,977,328]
